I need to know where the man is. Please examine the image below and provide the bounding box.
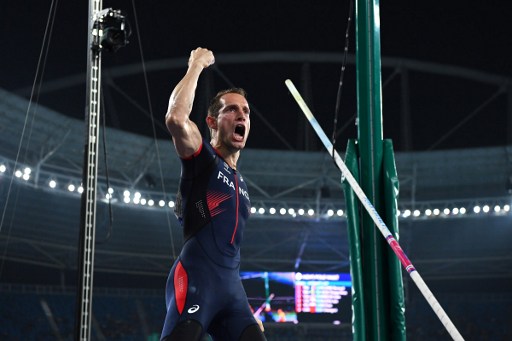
[161,47,266,341]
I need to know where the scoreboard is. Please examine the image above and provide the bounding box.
[241,271,352,324]
[295,272,350,314]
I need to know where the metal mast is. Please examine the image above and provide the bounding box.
[74,0,103,339]
[75,1,127,339]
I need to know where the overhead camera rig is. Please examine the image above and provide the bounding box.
[93,8,130,52]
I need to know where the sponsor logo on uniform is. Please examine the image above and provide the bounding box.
[223,162,231,174]
[195,200,206,218]
[188,304,200,314]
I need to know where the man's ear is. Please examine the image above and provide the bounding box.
[206,115,217,130]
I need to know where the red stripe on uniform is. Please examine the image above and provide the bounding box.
[181,143,203,160]
[230,175,240,244]
[207,191,232,217]
[174,261,188,314]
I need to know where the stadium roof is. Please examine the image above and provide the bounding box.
[1,88,511,282]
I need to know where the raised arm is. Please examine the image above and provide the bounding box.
[165,47,215,158]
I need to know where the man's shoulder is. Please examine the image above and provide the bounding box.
[180,140,218,177]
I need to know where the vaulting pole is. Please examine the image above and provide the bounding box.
[285,79,464,341]
[75,0,103,339]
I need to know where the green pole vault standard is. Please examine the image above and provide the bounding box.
[351,0,406,339]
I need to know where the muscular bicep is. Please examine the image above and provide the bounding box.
[166,113,203,158]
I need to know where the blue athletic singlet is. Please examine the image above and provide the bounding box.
[161,140,257,340]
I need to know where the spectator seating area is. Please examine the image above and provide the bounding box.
[1,284,511,340]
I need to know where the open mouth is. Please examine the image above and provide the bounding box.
[234,124,246,141]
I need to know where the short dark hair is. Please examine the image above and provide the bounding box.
[207,88,247,118]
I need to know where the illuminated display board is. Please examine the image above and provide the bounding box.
[241,271,351,324]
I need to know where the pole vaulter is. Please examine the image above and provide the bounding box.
[285,79,464,341]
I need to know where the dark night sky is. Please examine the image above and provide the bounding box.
[1,1,511,152]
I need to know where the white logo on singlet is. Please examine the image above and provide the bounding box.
[187,304,200,314]
[217,171,249,199]
[217,171,236,191]
[223,162,231,174]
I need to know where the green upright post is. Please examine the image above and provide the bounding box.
[355,0,386,337]
[342,0,406,339]
[343,139,366,340]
